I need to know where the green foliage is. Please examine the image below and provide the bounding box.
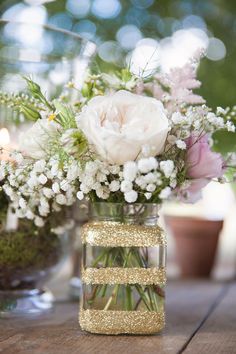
[0,91,43,122]
[212,130,236,154]
[24,77,54,111]
[53,100,77,129]
[71,130,88,157]
[81,74,105,100]
[20,104,42,121]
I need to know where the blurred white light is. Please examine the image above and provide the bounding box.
[2,4,26,21]
[98,41,122,63]
[206,37,226,61]
[160,28,209,72]
[24,0,55,4]
[0,128,10,147]
[83,41,97,58]
[129,38,160,76]
[202,182,235,220]
[66,0,90,18]
[91,0,121,19]
[116,25,142,50]
[17,5,47,25]
[3,22,44,48]
[49,61,70,84]
[3,5,47,47]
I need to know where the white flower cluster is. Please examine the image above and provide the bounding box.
[76,157,176,203]
[0,153,80,227]
[77,160,121,201]
[167,105,236,150]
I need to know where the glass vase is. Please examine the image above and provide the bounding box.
[0,206,70,318]
[79,203,166,335]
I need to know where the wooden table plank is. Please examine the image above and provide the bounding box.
[0,281,224,354]
[184,282,236,354]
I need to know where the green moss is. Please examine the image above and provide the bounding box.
[0,219,63,290]
[0,189,8,230]
[0,224,61,269]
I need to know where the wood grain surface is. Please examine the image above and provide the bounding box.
[185,282,236,354]
[1,280,233,354]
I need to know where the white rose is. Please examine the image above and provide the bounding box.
[19,120,60,159]
[77,90,169,165]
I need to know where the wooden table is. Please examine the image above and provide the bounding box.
[0,280,235,354]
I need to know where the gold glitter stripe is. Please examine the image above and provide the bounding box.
[79,308,165,335]
[81,222,166,247]
[82,267,166,285]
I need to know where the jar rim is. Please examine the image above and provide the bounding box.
[90,202,161,206]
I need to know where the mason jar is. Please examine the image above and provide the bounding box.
[79,203,166,335]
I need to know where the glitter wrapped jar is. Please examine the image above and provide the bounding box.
[79,203,166,335]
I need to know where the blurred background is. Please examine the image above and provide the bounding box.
[1,0,236,107]
[0,0,236,287]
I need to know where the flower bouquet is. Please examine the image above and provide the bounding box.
[0,53,236,331]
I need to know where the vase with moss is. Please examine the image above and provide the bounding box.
[0,192,70,317]
[79,203,166,335]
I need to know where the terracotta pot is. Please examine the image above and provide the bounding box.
[164,215,224,278]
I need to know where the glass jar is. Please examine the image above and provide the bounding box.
[69,201,89,300]
[79,203,166,335]
[0,204,70,318]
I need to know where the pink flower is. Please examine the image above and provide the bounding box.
[179,134,224,202]
[186,134,224,179]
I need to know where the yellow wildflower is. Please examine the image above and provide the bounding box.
[48,113,56,121]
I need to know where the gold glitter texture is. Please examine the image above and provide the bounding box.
[80,221,166,334]
[79,308,165,335]
[82,267,166,285]
[81,222,166,247]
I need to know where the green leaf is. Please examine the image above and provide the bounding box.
[53,101,77,129]
[212,130,236,154]
[23,77,54,110]
[20,104,42,121]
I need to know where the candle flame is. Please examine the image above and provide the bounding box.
[0,128,10,147]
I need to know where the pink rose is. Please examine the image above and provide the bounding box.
[179,134,224,202]
[186,134,224,179]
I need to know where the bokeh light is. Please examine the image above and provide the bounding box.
[66,0,90,18]
[73,20,96,40]
[160,28,209,72]
[182,15,207,30]
[91,0,121,19]
[98,40,123,64]
[116,25,142,50]
[3,4,47,25]
[207,37,226,61]
[49,13,73,30]
[129,38,160,76]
